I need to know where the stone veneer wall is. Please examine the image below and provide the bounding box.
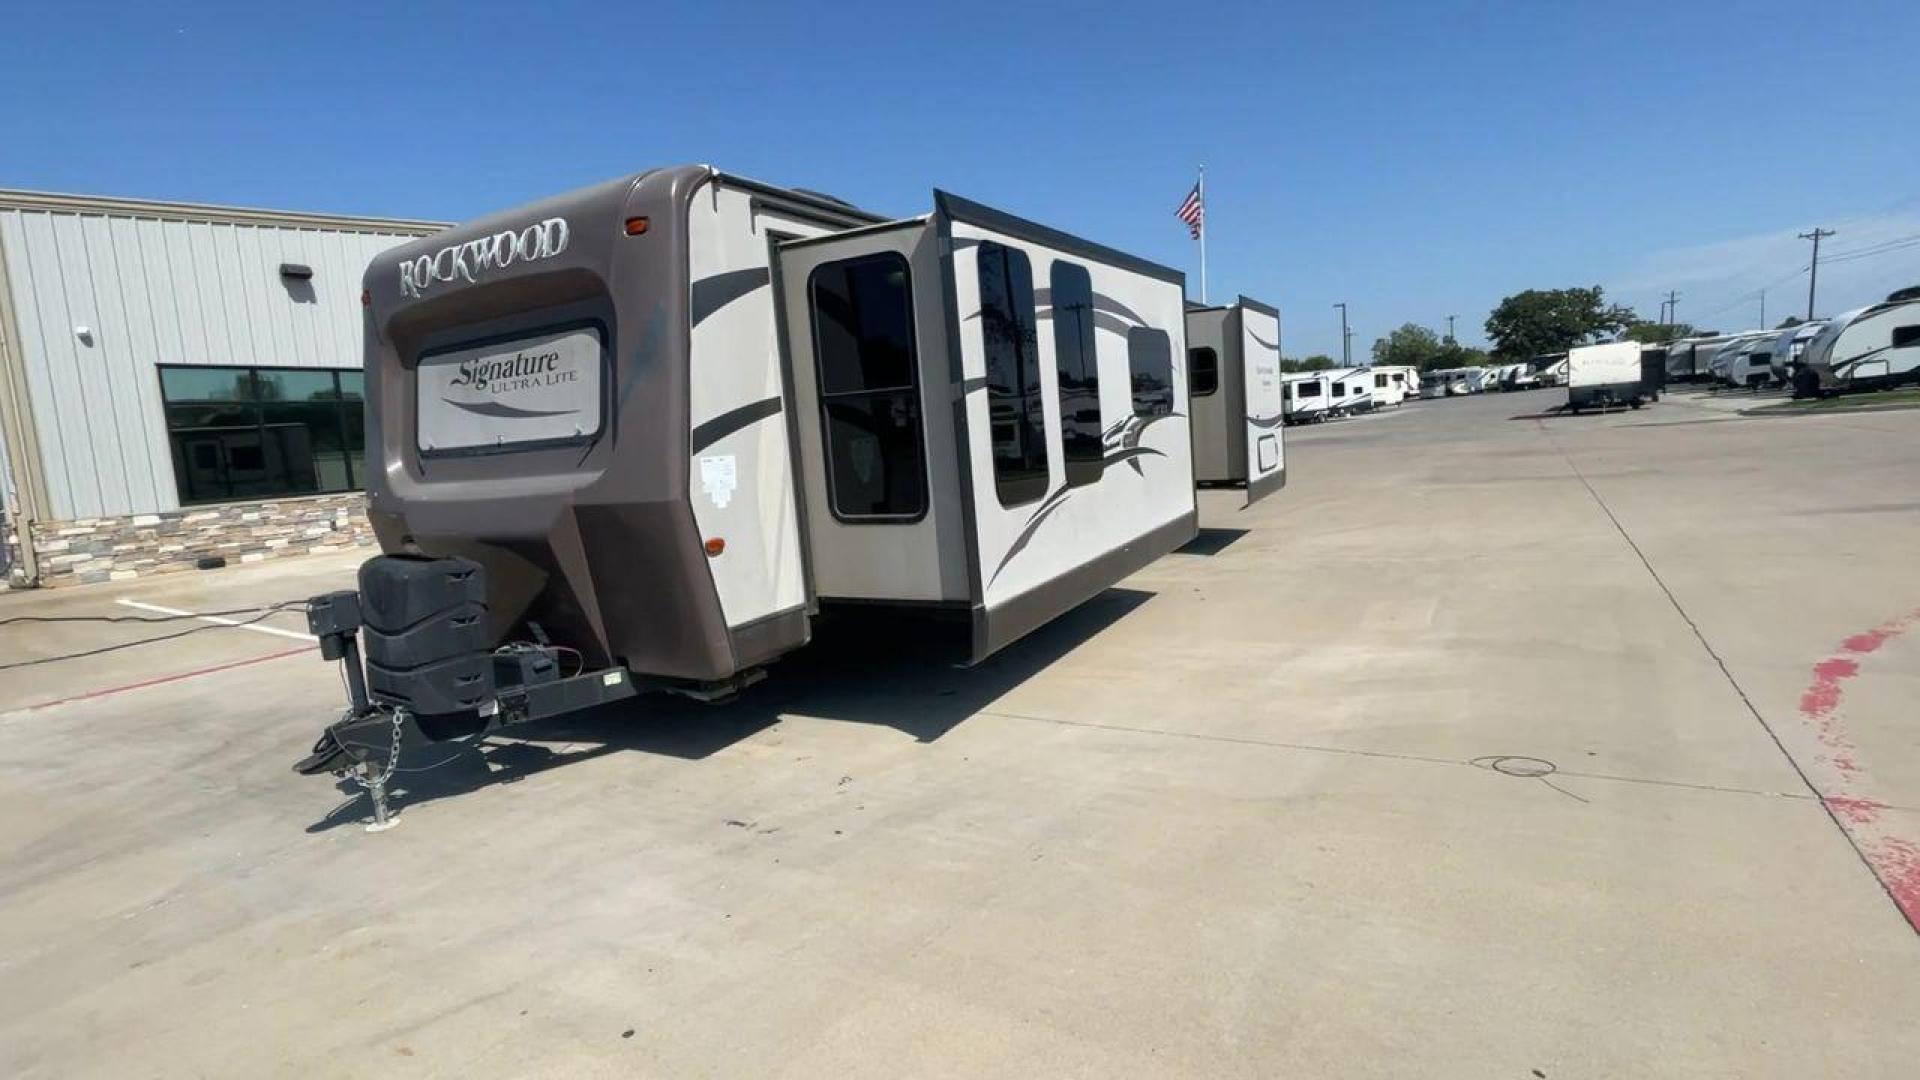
[15,493,374,588]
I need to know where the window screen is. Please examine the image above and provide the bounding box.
[1051,261,1102,487]
[160,366,364,505]
[1127,327,1174,418]
[807,252,927,519]
[1189,347,1219,397]
[977,241,1049,506]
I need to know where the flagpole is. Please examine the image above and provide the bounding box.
[1197,164,1208,304]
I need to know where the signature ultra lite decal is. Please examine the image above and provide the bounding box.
[399,217,570,298]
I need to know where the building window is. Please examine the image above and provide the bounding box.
[1893,325,1920,349]
[1051,261,1101,487]
[806,252,927,520]
[159,366,363,505]
[1189,347,1219,397]
[977,241,1049,506]
[1127,327,1173,418]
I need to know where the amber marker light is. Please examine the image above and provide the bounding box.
[624,216,650,236]
[704,537,726,557]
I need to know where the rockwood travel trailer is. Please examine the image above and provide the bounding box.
[294,166,1217,794]
[1184,298,1288,499]
[1328,367,1374,415]
[1566,341,1646,411]
[1283,372,1333,422]
[1793,295,1920,397]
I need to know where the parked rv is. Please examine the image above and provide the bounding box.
[1723,338,1780,389]
[1566,341,1647,412]
[295,166,1248,791]
[1533,354,1569,388]
[1283,371,1334,422]
[1329,368,1375,416]
[1792,294,1920,398]
[1639,344,1666,402]
[1369,365,1412,407]
[1186,298,1287,498]
[1767,321,1827,382]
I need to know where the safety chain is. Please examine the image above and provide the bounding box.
[341,706,408,792]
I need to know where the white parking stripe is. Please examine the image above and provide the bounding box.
[115,598,316,642]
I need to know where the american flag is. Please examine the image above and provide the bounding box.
[1176,182,1204,239]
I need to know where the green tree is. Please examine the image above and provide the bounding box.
[1484,286,1635,359]
[1280,354,1337,373]
[1622,320,1696,345]
[1425,341,1489,372]
[1371,323,1444,369]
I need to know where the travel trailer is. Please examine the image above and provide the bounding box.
[1369,365,1412,407]
[1766,321,1827,381]
[1533,354,1569,388]
[1638,344,1667,401]
[1566,341,1647,411]
[1283,371,1334,422]
[1793,295,1920,397]
[1185,298,1287,500]
[1721,337,1779,388]
[294,166,1223,794]
[1329,367,1375,415]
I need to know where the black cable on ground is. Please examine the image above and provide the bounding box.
[0,599,308,627]
[0,606,307,672]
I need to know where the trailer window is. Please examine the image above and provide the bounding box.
[1127,327,1174,418]
[1297,382,1322,398]
[1375,373,1387,388]
[1893,326,1920,349]
[1051,261,1102,487]
[977,241,1049,506]
[807,252,927,520]
[1188,348,1219,397]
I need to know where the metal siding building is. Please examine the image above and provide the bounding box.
[0,190,444,584]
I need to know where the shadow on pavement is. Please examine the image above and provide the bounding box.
[307,587,1154,832]
[1177,527,1250,557]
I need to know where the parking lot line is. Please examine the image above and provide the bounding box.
[115,598,315,642]
[17,643,316,713]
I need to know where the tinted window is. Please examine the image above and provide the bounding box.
[160,365,363,505]
[978,241,1049,506]
[1127,327,1174,418]
[1375,373,1387,388]
[1893,325,1920,349]
[1189,347,1218,397]
[1297,382,1322,398]
[1051,262,1101,487]
[807,253,926,519]
[1331,382,1346,396]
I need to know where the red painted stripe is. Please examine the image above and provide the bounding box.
[1796,607,1920,932]
[20,644,317,712]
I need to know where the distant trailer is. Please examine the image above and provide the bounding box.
[1566,341,1647,412]
[1766,321,1827,382]
[1185,297,1288,503]
[1639,344,1667,401]
[1723,338,1779,389]
[1328,367,1375,415]
[1369,364,1412,407]
[1283,371,1334,422]
[1793,296,1920,398]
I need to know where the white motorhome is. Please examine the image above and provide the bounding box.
[1793,295,1920,397]
[1283,371,1334,422]
[1185,298,1287,500]
[1566,341,1647,411]
[1722,337,1779,389]
[1329,367,1375,415]
[294,165,1229,788]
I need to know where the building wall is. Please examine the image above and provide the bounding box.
[0,198,435,521]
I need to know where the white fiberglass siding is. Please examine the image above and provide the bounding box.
[0,205,429,518]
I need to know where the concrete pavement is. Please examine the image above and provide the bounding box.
[2,388,1917,1077]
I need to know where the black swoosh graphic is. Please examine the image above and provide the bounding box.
[690,396,782,453]
[987,486,1073,587]
[1093,293,1147,327]
[690,267,771,328]
[1247,329,1280,352]
[442,398,579,419]
[1246,413,1285,430]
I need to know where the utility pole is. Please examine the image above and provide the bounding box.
[1446,315,1456,343]
[1759,288,1766,328]
[1799,227,1835,321]
[1663,290,1679,327]
[1334,302,1349,367]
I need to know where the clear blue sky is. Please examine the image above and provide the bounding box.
[5,1,1918,357]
